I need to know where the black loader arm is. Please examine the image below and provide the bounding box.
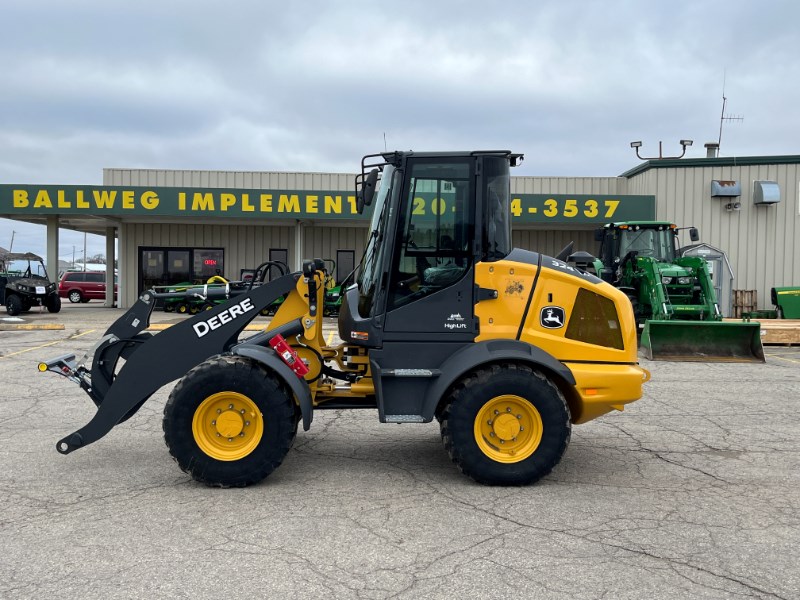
[51,272,301,455]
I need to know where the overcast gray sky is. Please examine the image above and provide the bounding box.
[1,0,798,262]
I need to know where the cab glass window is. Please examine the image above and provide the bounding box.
[388,159,472,309]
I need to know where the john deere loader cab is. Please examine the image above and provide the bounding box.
[343,152,505,343]
[340,152,516,421]
[594,222,763,362]
[40,150,651,488]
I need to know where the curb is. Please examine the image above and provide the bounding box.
[0,323,66,331]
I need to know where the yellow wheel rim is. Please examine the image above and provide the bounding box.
[474,395,543,463]
[192,392,264,461]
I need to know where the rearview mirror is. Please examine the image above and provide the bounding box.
[689,227,699,242]
[362,168,379,206]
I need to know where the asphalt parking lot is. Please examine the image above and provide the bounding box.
[1,303,798,599]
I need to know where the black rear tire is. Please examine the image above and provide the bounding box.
[5,294,22,316]
[440,363,571,486]
[69,290,83,303]
[163,355,297,487]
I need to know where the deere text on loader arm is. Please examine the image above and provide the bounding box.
[41,151,650,487]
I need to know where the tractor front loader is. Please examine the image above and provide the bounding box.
[592,222,763,362]
[42,151,650,487]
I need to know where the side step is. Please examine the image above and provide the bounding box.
[640,320,765,363]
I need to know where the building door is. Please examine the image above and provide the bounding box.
[269,248,289,280]
[167,250,191,285]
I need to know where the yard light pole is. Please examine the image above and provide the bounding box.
[630,139,693,160]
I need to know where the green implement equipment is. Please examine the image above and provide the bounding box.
[592,221,764,362]
[772,286,800,319]
[640,320,764,362]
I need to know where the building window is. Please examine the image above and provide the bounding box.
[139,247,224,293]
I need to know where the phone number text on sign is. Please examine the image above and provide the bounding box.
[409,193,654,223]
[511,197,620,219]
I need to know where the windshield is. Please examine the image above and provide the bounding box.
[356,165,397,317]
[1,259,48,279]
[619,228,676,262]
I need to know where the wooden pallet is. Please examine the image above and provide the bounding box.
[724,318,800,345]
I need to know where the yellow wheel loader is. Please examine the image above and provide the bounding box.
[41,151,650,487]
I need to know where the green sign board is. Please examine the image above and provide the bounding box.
[0,185,363,220]
[0,184,655,224]
[510,194,654,223]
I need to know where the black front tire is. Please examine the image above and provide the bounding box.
[440,364,571,486]
[47,295,61,313]
[69,290,83,303]
[163,355,297,487]
[5,294,22,316]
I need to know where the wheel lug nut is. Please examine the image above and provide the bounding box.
[240,409,246,414]
[517,414,522,419]
[211,420,216,425]
[216,409,222,414]
[512,437,517,442]
[500,440,505,444]
[229,404,234,409]
[488,420,493,425]
[239,432,245,437]
[494,410,499,415]
[245,421,250,426]
[228,438,233,442]
[216,433,221,437]
[490,432,495,437]
[506,407,511,412]
[520,426,525,431]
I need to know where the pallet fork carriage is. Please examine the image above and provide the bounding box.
[42,151,650,486]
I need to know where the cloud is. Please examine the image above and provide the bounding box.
[2,0,799,255]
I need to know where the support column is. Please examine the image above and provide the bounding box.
[294,221,305,271]
[105,226,116,308]
[45,215,59,283]
[118,224,128,309]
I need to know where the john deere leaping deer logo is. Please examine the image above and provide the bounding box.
[540,306,566,329]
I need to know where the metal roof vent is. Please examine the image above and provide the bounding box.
[753,181,780,205]
[711,180,741,197]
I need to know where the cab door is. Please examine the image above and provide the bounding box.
[383,157,476,340]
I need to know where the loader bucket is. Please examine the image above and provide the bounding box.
[640,320,765,362]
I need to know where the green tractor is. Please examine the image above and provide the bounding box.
[590,221,764,362]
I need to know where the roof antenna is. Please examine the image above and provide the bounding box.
[383,132,387,152]
[718,70,743,152]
